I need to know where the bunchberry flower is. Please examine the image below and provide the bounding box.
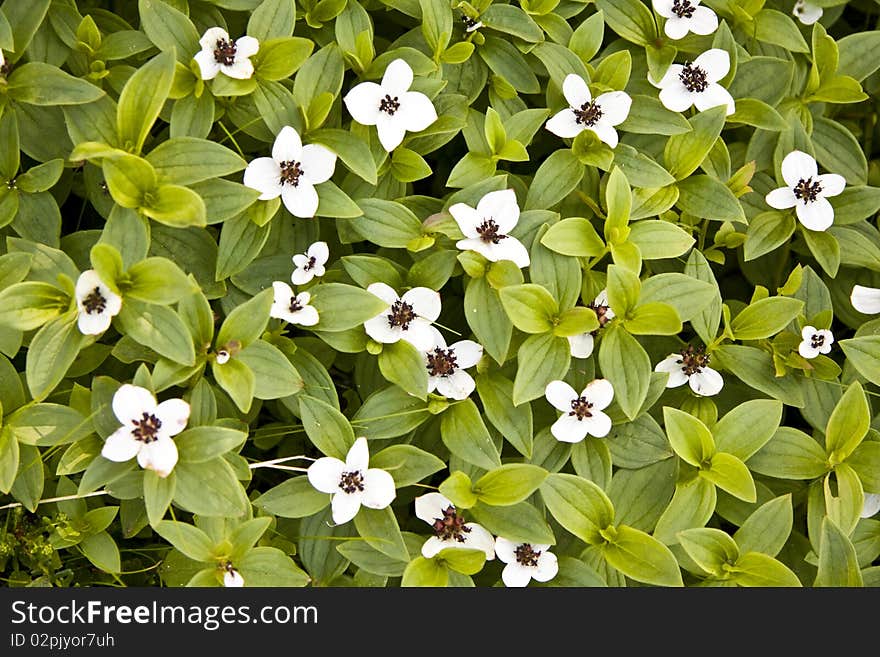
[862,494,880,519]
[798,326,833,360]
[568,289,615,358]
[363,283,441,351]
[793,0,822,25]
[655,345,723,396]
[652,0,718,40]
[343,58,438,152]
[654,49,735,115]
[424,329,483,400]
[291,241,329,286]
[414,492,495,560]
[307,437,396,525]
[270,282,319,326]
[449,189,530,268]
[243,125,337,219]
[545,74,632,148]
[851,285,880,314]
[194,27,258,80]
[765,151,845,232]
[544,378,614,442]
[101,384,190,478]
[223,562,244,587]
[494,537,558,587]
[75,270,122,336]
[462,15,483,32]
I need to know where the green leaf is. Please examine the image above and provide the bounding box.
[468,501,555,546]
[143,470,175,526]
[369,445,445,488]
[146,137,247,186]
[239,547,310,587]
[436,547,486,576]
[354,507,409,562]
[142,184,207,228]
[216,288,272,348]
[713,400,782,461]
[814,517,863,587]
[732,552,801,587]
[176,426,247,463]
[653,477,717,545]
[254,477,330,518]
[138,0,200,64]
[116,300,195,366]
[677,527,740,577]
[594,0,656,46]
[676,175,745,224]
[703,452,757,503]
[598,326,651,420]
[748,427,829,480]
[353,199,422,248]
[154,520,215,562]
[464,277,511,365]
[172,458,250,517]
[117,50,175,154]
[639,273,716,324]
[126,257,193,304]
[754,9,809,52]
[102,154,157,209]
[402,556,448,587]
[712,345,805,408]
[478,36,540,94]
[663,407,715,467]
[540,473,614,545]
[733,495,793,557]
[744,211,796,261]
[438,471,477,509]
[603,167,631,240]
[603,524,683,586]
[524,149,584,211]
[238,339,303,400]
[211,358,255,413]
[476,372,533,458]
[0,281,69,330]
[628,221,694,260]
[625,302,682,336]
[7,63,103,106]
[440,398,501,471]
[26,313,84,402]
[825,381,869,462]
[0,427,20,494]
[512,333,570,406]
[378,339,429,400]
[540,217,605,257]
[499,284,557,334]
[473,464,547,506]
[308,283,389,332]
[80,532,121,574]
[248,0,296,40]
[812,117,867,186]
[664,106,727,180]
[298,394,356,459]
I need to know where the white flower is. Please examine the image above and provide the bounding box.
[798,326,833,359]
[291,241,329,285]
[567,289,615,359]
[494,537,558,588]
[425,329,483,400]
[851,285,880,314]
[343,58,438,152]
[655,345,724,396]
[544,378,614,443]
[271,282,319,326]
[861,493,880,519]
[653,49,735,115]
[223,566,244,587]
[449,189,531,268]
[243,125,337,219]
[414,492,495,560]
[215,349,231,365]
[363,283,440,351]
[100,384,190,478]
[75,270,122,335]
[793,0,823,25]
[765,151,845,232]
[193,27,258,80]
[307,437,396,524]
[545,74,632,148]
[653,0,718,40]
[462,16,482,32]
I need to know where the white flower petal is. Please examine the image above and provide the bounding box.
[693,83,735,115]
[415,492,453,525]
[781,150,818,187]
[381,58,414,96]
[551,414,589,443]
[588,123,619,148]
[436,370,475,400]
[690,6,718,34]
[801,325,817,341]
[817,173,846,198]
[307,457,346,494]
[501,563,534,587]
[272,126,303,163]
[479,236,531,268]
[655,64,685,89]
[818,329,834,347]
[401,318,437,352]
[655,355,688,388]
[345,436,370,472]
[361,468,396,509]
[568,332,595,359]
[243,157,282,200]
[331,491,362,524]
[155,399,190,437]
[861,493,880,518]
[583,410,612,438]
[291,268,315,286]
[449,203,483,238]
[663,16,692,40]
[299,144,337,185]
[798,341,821,359]
[364,314,401,344]
[234,35,259,58]
[545,380,578,411]
[765,187,798,209]
[652,0,676,17]
[689,367,724,396]
[494,536,517,563]
[272,280,295,310]
[224,570,245,587]
[194,50,221,80]
[376,112,408,151]
[281,182,319,218]
[533,551,559,582]
[659,84,694,112]
[199,27,229,50]
[583,378,614,410]
[562,73,591,108]
[136,438,178,478]
[421,536,447,558]
[462,523,496,560]
[291,305,319,326]
[344,81,384,126]
[795,197,834,232]
[450,340,483,368]
[113,384,156,424]
[596,91,632,126]
[221,59,254,80]
[546,109,585,139]
[399,91,438,133]
[77,310,112,335]
[694,49,730,83]
[794,0,823,25]
[307,241,330,265]
[402,287,441,321]
[101,427,141,463]
[476,189,519,234]
[851,285,880,314]
[366,282,399,306]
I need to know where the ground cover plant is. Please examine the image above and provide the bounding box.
[0,0,879,588]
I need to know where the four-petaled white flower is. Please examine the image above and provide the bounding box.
[862,493,880,519]
[194,27,259,81]
[765,150,845,232]
[851,285,880,315]
[425,328,483,400]
[343,58,438,152]
[545,74,632,148]
[100,384,190,478]
[75,270,122,336]
[655,345,724,396]
[307,437,396,525]
[798,326,833,360]
[449,189,531,268]
[544,378,614,443]
[793,0,823,25]
[653,0,718,40]
[223,564,245,587]
[568,289,615,359]
[271,282,319,326]
[363,283,441,351]
[654,49,735,116]
[414,492,496,560]
[243,125,337,219]
[494,537,558,588]
[291,241,329,285]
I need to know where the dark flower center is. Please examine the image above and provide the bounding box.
[793,177,823,204]
[279,160,304,187]
[427,347,458,377]
[679,62,709,93]
[132,412,162,444]
[514,543,541,567]
[671,0,695,18]
[0,61,13,78]
[338,470,365,494]
[223,560,236,573]
[379,94,401,116]
[476,219,507,244]
[462,16,480,30]
[82,287,107,314]
[573,100,603,127]
[288,295,303,314]
[303,255,317,271]
[213,38,237,66]
[432,505,471,543]
[589,302,612,330]
[569,396,593,420]
[387,300,416,330]
[677,344,711,376]
[810,334,825,349]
